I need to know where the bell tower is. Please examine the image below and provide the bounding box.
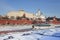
[36,9,43,18]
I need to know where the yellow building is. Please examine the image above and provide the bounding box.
[6,9,46,22]
[7,10,35,18]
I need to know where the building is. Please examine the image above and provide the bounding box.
[6,9,46,22]
[46,16,60,24]
[7,10,35,19]
[35,9,46,22]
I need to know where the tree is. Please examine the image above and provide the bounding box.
[22,13,26,18]
[0,15,2,20]
[16,16,21,20]
[10,16,15,20]
[1,16,9,20]
[4,16,9,20]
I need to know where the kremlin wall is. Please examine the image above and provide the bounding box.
[0,9,60,25]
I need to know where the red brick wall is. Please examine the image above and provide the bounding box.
[0,19,33,25]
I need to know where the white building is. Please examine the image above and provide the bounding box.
[35,9,46,22]
[6,9,46,21]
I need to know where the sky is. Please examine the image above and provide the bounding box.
[0,0,60,17]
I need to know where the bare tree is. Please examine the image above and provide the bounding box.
[16,16,21,20]
[22,13,26,18]
[2,16,9,20]
[10,16,15,20]
[0,15,2,20]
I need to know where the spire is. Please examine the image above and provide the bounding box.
[37,9,42,15]
[36,9,43,18]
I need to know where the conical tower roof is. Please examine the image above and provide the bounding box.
[36,9,42,18]
[35,9,46,19]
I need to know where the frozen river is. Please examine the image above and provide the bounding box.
[0,28,60,40]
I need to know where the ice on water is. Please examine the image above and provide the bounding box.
[0,28,60,40]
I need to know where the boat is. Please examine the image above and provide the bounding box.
[32,23,55,30]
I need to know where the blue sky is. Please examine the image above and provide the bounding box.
[0,0,60,17]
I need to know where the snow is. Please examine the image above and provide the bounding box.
[0,28,60,40]
[0,25,32,31]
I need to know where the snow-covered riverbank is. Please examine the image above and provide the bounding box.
[0,28,60,40]
[0,25,32,31]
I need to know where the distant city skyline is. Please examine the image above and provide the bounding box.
[0,0,60,18]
